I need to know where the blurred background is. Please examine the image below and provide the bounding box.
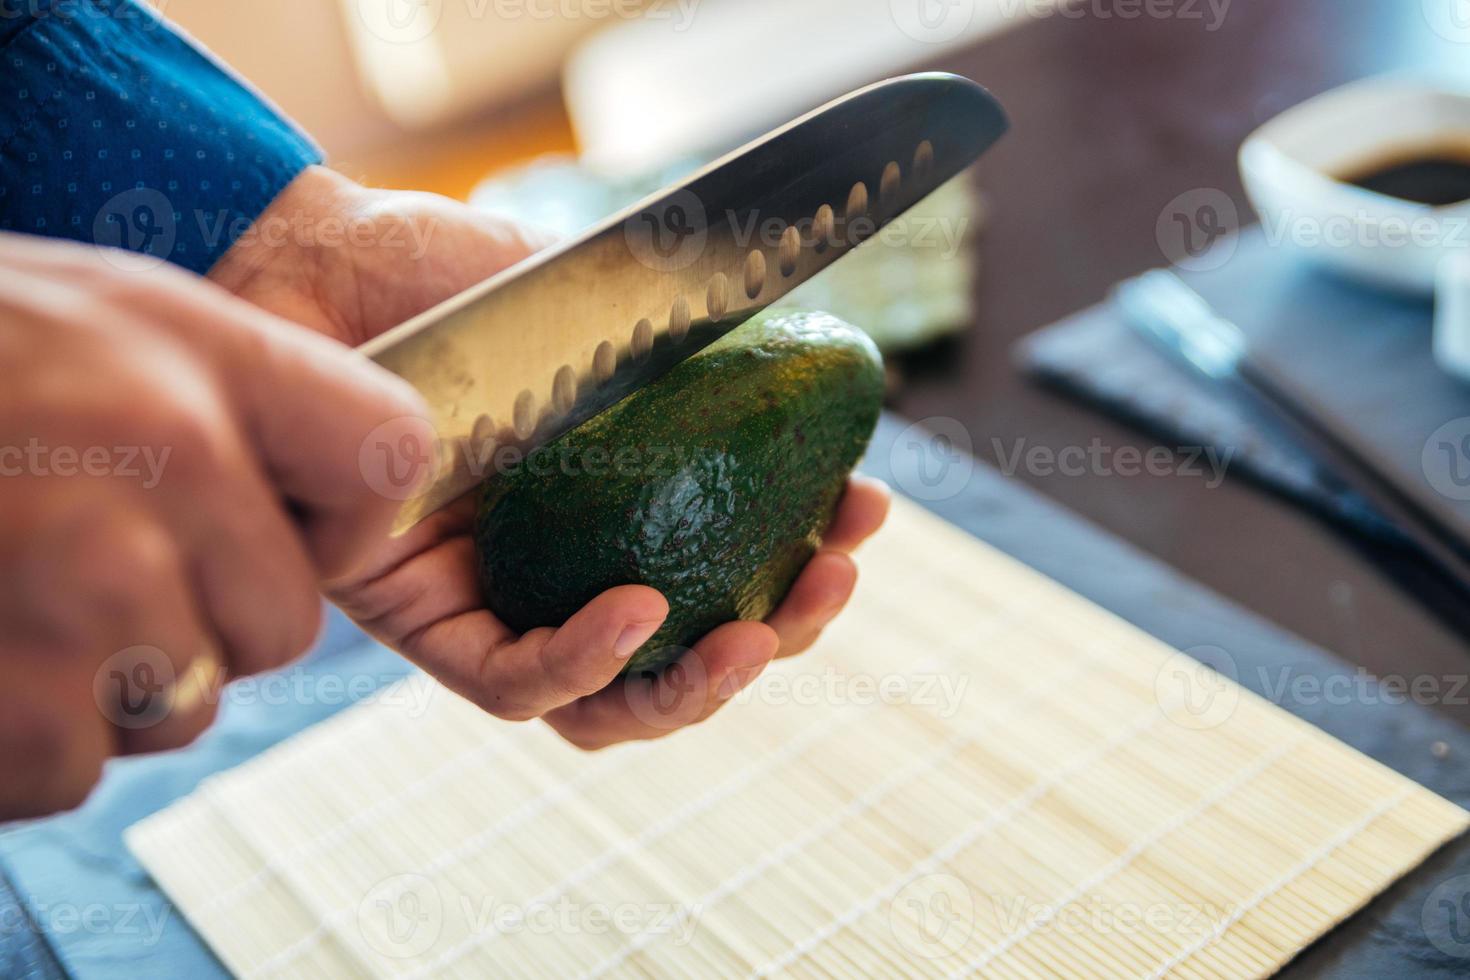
[161,0,1056,191]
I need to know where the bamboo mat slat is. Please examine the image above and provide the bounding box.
[126,497,1469,979]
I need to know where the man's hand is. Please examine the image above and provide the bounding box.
[212,166,890,749]
[0,232,430,819]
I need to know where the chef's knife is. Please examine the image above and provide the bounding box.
[360,72,1008,534]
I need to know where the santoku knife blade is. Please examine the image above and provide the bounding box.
[360,72,1007,534]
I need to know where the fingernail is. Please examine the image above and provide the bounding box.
[614,620,662,660]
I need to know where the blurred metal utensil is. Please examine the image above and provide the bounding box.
[1116,268,1470,602]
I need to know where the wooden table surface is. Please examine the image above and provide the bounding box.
[356,0,1470,726]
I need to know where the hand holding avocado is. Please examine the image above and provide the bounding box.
[227,171,890,750]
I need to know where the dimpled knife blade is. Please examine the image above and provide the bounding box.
[360,73,1008,534]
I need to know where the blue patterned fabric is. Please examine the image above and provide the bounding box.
[0,0,321,274]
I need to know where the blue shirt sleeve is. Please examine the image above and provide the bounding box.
[0,0,323,275]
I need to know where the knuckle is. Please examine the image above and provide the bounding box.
[535,638,602,704]
[145,405,225,486]
[474,632,552,722]
[65,518,177,609]
[236,589,322,673]
[86,257,194,309]
[85,268,153,306]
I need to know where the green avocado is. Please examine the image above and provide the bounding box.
[474,310,885,674]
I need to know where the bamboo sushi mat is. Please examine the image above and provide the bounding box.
[127,497,1469,979]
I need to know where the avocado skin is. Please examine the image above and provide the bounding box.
[475,311,885,674]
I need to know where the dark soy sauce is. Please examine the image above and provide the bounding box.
[1341,142,1470,207]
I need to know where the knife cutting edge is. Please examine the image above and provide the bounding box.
[361,73,1008,534]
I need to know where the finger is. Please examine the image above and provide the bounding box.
[0,665,110,819]
[118,651,223,756]
[0,513,217,814]
[764,550,859,659]
[50,516,225,753]
[127,264,432,579]
[324,492,476,598]
[409,585,668,721]
[327,534,483,649]
[0,235,432,579]
[172,441,325,676]
[342,198,558,328]
[822,476,891,553]
[544,621,779,750]
[218,321,433,580]
[142,423,324,681]
[103,631,225,759]
[445,206,559,266]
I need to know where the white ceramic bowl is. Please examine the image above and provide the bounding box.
[1239,75,1470,296]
